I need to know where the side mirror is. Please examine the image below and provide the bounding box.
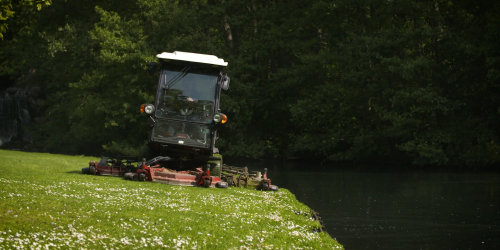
[220,75,230,90]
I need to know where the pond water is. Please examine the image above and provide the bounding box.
[230,161,500,250]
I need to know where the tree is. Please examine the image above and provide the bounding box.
[289,0,500,166]
[2,0,499,166]
[0,0,51,40]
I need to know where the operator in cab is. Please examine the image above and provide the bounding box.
[181,77,201,103]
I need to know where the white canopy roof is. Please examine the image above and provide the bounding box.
[157,51,228,67]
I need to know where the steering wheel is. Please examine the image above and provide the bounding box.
[176,95,195,115]
[196,100,213,107]
[180,108,193,116]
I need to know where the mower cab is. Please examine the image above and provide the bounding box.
[141,51,229,167]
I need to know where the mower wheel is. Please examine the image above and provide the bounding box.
[124,173,134,180]
[203,178,211,187]
[81,167,89,174]
[139,173,146,182]
[89,166,95,175]
[216,182,228,189]
[269,185,279,192]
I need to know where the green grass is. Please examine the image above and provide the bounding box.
[0,150,343,249]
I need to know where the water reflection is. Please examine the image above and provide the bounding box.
[229,161,500,250]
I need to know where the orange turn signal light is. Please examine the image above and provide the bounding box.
[140,104,146,113]
[221,114,228,124]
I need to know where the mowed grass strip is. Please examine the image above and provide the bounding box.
[0,150,343,249]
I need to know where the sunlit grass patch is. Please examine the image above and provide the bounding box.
[0,150,343,249]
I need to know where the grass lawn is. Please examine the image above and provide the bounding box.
[0,150,343,249]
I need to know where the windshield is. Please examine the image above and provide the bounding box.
[152,120,212,148]
[155,67,218,123]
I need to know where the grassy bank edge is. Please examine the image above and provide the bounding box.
[0,150,343,249]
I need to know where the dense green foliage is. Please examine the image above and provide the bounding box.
[1,0,499,166]
[0,0,52,39]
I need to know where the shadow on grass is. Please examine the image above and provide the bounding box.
[66,170,83,175]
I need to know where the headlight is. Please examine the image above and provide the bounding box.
[140,104,155,114]
[213,113,221,122]
[213,113,228,124]
[145,105,155,114]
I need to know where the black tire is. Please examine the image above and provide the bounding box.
[139,173,146,182]
[216,182,228,189]
[124,173,134,180]
[203,178,211,187]
[82,167,89,174]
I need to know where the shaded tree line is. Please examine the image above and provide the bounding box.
[1,0,499,166]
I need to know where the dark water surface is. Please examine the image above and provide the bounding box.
[233,161,500,250]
